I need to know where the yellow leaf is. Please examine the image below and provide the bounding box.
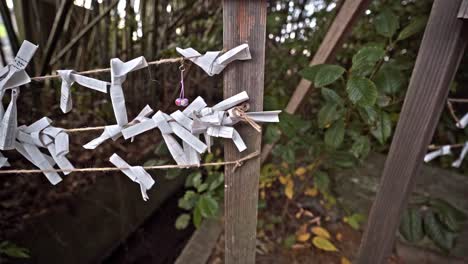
[304,187,318,197]
[285,181,294,199]
[312,236,338,252]
[341,257,352,264]
[311,226,331,239]
[296,232,311,242]
[279,176,288,185]
[295,167,307,176]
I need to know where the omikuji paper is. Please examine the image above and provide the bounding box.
[109,153,155,201]
[424,145,451,162]
[58,70,109,113]
[176,44,251,76]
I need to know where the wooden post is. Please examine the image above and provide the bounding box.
[261,0,371,163]
[357,0,468,262]
[223,1,267,263]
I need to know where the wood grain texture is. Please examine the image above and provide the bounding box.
[458,0,468,18]
[261,0,371,163]
[223,1,267,263]
[357,0,468,263]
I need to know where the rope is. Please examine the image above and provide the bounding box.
[31,57,184,82]
[0,151,260,174]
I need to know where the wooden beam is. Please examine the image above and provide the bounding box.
[261,0,371,163]
[223,1,267,263]
[357,0,468,263]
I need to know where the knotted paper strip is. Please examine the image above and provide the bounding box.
[457,112,468,129]
[176,44,251,76]
[15,117,74,185]
[0,151,9,168]
[57,70,109,113]
[452,142,468,168]
[120,92,280,166]
[109,153,155,201]
[83,105,153,149]
[0,88,19,150]
[424,145,452,162]
[110,57,148,126]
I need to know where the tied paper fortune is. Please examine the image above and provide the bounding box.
[176,44,251,76]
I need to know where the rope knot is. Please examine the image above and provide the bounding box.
[232,104,262,132]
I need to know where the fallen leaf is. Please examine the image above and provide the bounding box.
[296,232,311,242]
[285,181,294,199]
[279,176,288,185]
[341,256,352,264]
[311,226,331,239]
[295,167,307,176]
[312,236,339,252]
[304,187,318,197]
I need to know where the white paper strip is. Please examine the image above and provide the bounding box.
[0,151,9,168]
[109,153,155,201]
[22,143,62,185]
[0,40,38,91]
[212,91,249,111]
[176,44,251,76]
[182,96,207,117]
[457,112,468,128]
[0,88,19,150]
[424,145,451,162]
[452,142,468,168]
[58,70,109,113]
[110,57,148,126]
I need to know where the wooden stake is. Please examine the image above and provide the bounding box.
[357,0,468,262]
[223,1,267,263]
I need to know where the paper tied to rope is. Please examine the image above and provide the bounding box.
[451,142,468,168]
[456,112,468,128]
[176,43,251,76]
[120,91,281,166]
[0,41,38,150]
[14,117,73,185]
[110,56,148,126]
[424,145,452,163]
[57,70,109,113]
[109,153,155,201]
[83,105,153,149]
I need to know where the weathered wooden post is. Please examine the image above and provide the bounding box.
[357,0,468,262]
[223,1,267,263]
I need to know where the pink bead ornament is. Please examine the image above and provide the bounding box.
[175,64,189,107]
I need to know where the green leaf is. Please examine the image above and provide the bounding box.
[321,87,343,105]
[206,172,224,191]
[374,65,404,94]
[178,191,198,210]
[196,183,208,192]
[358,106,378,124]
[300,65,321,81]
[371,111,392,144]
[318,103,339,128]
[346,213,366,230]
[350,136,370,159]
[314,171,329,193]
[424,211,456,251]
[165,169,181,180]
[346,76,378,106]
[193,206,202,228]
[175,214,191,230]
[430,198,466,232]
[185,172,201,188]
[397,16,427,41]
[330,151,357,168]
[351,47,385,76]
[197,194,219,218]
[264,125,281,144]
[324,119,345,149]
[0,242,30,259]
[400,208,424,243]
[283,235,296,248]
[313,64,346,87]
[375,9,399,38]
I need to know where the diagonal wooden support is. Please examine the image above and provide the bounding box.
[223,1,267,263]
[261,0,371,163]
[357,0,468,263]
